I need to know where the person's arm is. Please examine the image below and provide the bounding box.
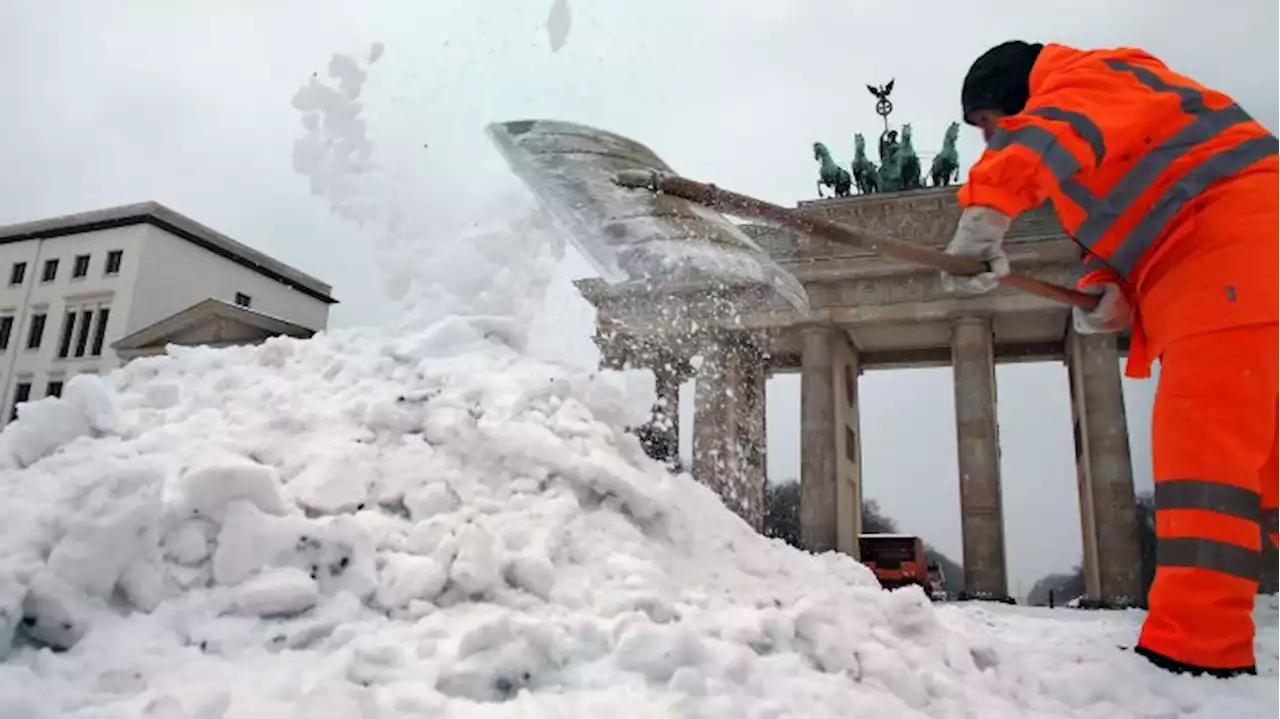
[958,96,1103,220]
[1074,240,1135,336]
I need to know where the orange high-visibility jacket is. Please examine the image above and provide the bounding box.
[958,43,1279,377]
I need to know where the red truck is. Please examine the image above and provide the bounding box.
[858,533,937,596]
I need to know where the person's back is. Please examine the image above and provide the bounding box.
[942,39,1278,679]
[962,41,1280,371]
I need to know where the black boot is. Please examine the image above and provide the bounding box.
[1135,646,1258,679]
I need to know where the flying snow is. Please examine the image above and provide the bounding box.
[546,0,572,53]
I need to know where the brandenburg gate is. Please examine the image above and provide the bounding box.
[576,185,1144,606]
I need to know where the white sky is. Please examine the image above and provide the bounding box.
[2,0,1276,596]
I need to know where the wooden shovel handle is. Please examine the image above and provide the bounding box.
[614,169,1100,312]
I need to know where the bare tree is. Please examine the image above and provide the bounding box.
[1029,492,1156,608]
[763,479,964,592]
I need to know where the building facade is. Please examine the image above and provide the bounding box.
[0,202,336,424]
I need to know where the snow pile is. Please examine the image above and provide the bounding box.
[0,331,858,715]
[0,327,1276,717]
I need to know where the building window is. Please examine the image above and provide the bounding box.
[59,301,112,359]
[26,312,47,350]
[234,292,252,308]
[42,258,59,283]
[57,311,75,359]
[90,308,111,356]
[46,380,63,398]
[9,262,25,286]
[73,309,93,357]
[10,382,31,422]
[72,254,90,278]
[105,250,123,275]
[0,316,12,351]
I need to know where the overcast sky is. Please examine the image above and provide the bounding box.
[2,0,1276,597]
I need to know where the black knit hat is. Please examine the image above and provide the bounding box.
[961,41,1045,124]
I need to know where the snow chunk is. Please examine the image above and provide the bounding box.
[614,622,706,683]
[162,519,214,565]
[141,382,181,409]
[285,446,375,516]
[207,501,375,604]
[375,552,447,610]
[505,552,556,600]
[0,374,119,468]
[175,456,287,522]
[449,523,501,598]
[20,572,93,651]
[232,568,320,617]
[436,614,560,702]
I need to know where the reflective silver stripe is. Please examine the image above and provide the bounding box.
[1072,104,1255,249]
[1072,59,1263,267]
[986,125,1101,213]
[1029,106,1107,166]
[1103,59,1209,114]
[1154,479,1261,522]
[988,124,1084,181]
[1159,537,1259,581]
[1109,135,1280,275]
[1081,250,1108,273]
[1059,179,1101,215]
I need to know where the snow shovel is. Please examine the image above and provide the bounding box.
[486,119,812,314]
[486,119,1100,314]
[613,169,1101,311]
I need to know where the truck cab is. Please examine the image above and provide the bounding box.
[858,533,933,594]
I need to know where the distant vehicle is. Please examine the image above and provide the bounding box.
[858,533,934,596]
[926,560,948,601]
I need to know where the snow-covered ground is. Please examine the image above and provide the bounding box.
[0,320,1276,718]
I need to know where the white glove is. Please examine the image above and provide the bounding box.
[940,206,1013,295]
[1072,283,1133,334]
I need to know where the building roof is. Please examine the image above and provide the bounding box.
[0,201,337,304]
[111,297,316,355]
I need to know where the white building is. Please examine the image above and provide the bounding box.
[0,201,336,424]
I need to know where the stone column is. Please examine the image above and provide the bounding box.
[834,338,863,558]
[951,315,1009,599]
[737,353,768,529]
[800,325,863,558]
[650,356,685,464]
[693,333,767,530]
[1066,328,1142,606]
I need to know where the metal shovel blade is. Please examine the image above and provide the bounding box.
[486,119,811,315]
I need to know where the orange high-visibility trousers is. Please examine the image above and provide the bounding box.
[1138,322,1279,670]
